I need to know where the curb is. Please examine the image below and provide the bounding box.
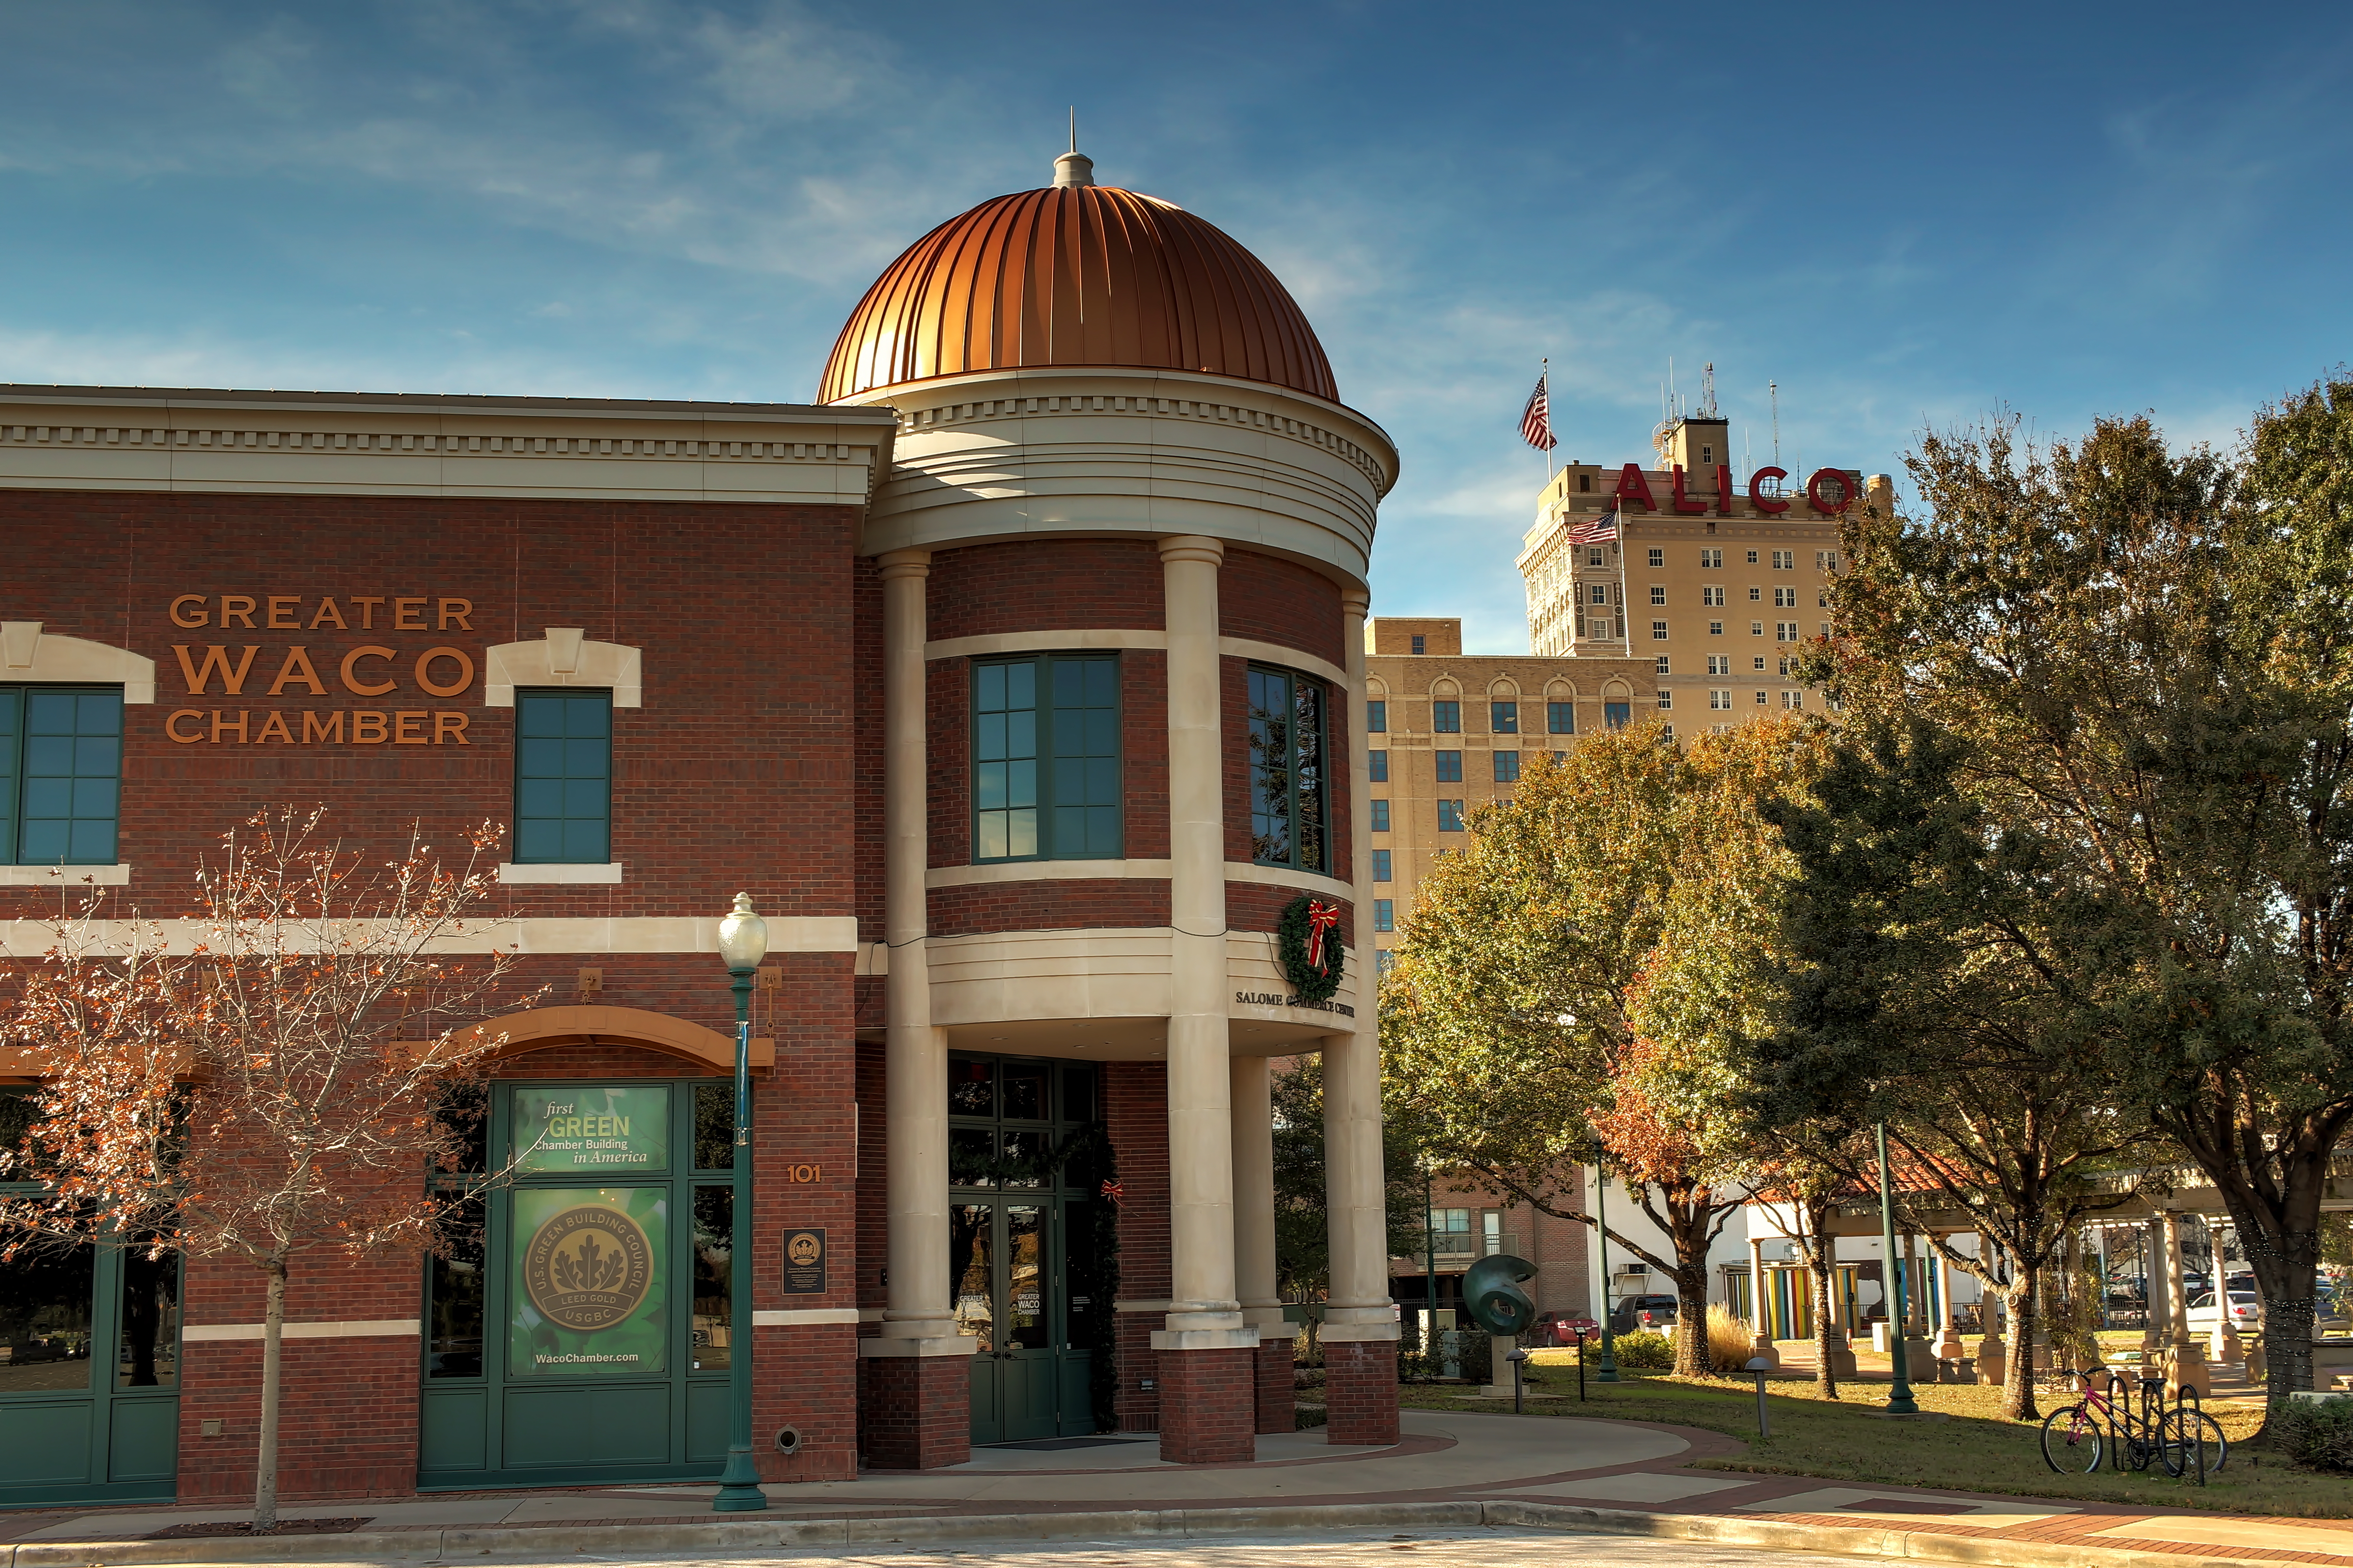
[0,1498,2293,1568]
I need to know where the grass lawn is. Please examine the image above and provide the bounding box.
[1397,1351,2353,1517]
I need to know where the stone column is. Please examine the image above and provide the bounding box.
[1322,586,1401,1446]
[2160,1211,2210,1397]
[1748,1235,1772,1351]
[2143,1215,2169,1352]
[1930,1238,1965,1360]
[1151,535,1258,1465]
[860,549,975,1470]
[1231,1052,1294,1434]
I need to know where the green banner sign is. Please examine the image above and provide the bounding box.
[511,1085,670,1174]
[509,1186,667,1378]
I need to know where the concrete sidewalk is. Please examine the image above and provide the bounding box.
[4,1410,2351,1568]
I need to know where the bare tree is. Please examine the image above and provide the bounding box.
[0,807,527,1530]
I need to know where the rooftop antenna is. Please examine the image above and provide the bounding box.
[1770,380,1782,466]
[1669,356,1678,421]
[1698,362,1718,419]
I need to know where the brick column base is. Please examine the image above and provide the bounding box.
[1156,1346,1256,1464]
[1254,1335,1295,1434]
[1324,1338,1400,1446]
[859,1355,972,1470]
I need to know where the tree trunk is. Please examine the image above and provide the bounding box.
[2227,1174,2326,1432]
[254,1257,287,1532]
[1674,1266,1711,1377]
[2001,1267,2039,1422]
[1810,1252,1840,1400]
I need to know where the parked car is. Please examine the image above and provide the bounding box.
[2186,1289,2261,1334]
[1533,1311,1599,1346]
[1609,1294,1680,1335]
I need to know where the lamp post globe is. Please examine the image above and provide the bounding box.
[713,892,769,1512]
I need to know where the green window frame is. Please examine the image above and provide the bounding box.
[1547,701,1576,735]
[1431,700,1460,733]
[1494,751,1521,783]
[1372,848,1391,881]
[973,655,1122,863]
[513,691,611,864]
[1434,750,1462,783]
[1374,899,1394,932]
[1370,799,1390,832]
[1246,666,1329,874]
[1366,700,1386,734]
[1490,701,1517,734]
[0,686,123,865]
[1368,749,1388,782]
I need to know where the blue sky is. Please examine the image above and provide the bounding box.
[5,2,2349,651]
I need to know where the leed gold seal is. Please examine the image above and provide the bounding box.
[523,1204,653,1331]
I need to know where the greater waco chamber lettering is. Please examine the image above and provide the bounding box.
[160,590,479,747]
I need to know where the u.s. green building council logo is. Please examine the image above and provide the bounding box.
[522,1204,654,1332]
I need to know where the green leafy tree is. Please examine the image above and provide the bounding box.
[1383,718,1823,1374]
[1810,395,2353,1426]
[1269,1055,1428,1320]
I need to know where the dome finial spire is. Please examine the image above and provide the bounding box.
[1053,108,1093,188]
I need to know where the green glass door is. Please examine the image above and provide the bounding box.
[948,1055,1102,1445]
[419,1081,738,1489]
[0,1092,181,1508]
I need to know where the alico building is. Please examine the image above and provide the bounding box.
[0,146,1402,1507]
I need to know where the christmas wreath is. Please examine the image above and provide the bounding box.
[1276,894,1346,1003]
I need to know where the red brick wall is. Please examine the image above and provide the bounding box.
[1225,882,1352,936]
[926,658,970,869]
[854,555,886,944]
[1106,1061,1169,1433]
[859,1354,971,1469]
[1324,1338,1400,1445]
[0,490,858,926]
[1155,1346,1254,1463]
[1218,549,1346,670]
[928,879,1170,936]
[926,539,1163,640]
[855,1041,888,1318]
[1254,1336,1294,1434]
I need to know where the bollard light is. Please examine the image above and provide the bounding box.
[1745,1355,1775,1439]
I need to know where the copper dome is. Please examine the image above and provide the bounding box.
[819,178,1338,404]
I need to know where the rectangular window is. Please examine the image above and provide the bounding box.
[1493,751,1521,783]
[1432,701,1460,733]
[1247,665,1328,873]
[1657,689,1673,709]
[1749,586,1762,601]
[1547,701,1575,735]
[1490,701,1518,734]
[1370,799,1390,832]
[1372,848,1392,881]
[1661,723,1675,740]
[1437,800,1466,832]
[1710,689,1733,709]
[1656,655,1671,674]
[1434,750,1463,783]
[1376,949,1398,976]
[1755,690,1770,705]
[1818,589,1831,607]
[1651,621,1669,640]
[1374,899,1395,932]
[1648,585,1666,605]
[1773,549,1795,569]
[1647,547,1664,567]
[1605,702,1631,730]
[1709,620,1724,636]
[1588,584,1609,606]
[514,690,611,864]
[1369,749,1388,782]
[1817,550,1840,572]
[1783,690,1804,709]
[0,686,123,865]
[1772,587,1793,607]
[1747,550,1760,563]
[1752,621,1765,636]
[1708,656,1730,675]
[974,655,1122,862]
[1367,699,1387,733]
[1777,622,1799,642]
[1410,635,1426,654]
[1586,546,1605,567]
[1701,586,1724,606]
[1700,548,1723,569]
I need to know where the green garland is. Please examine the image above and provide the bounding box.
[1277,894,1346,1003]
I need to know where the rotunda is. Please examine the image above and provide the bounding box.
[832,149,1403,1467]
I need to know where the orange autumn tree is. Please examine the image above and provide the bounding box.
[0,807,525,1532]
[1385,715,1828,1377]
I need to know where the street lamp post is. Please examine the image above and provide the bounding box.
[1594,1158,1620,1383]
[713,892,769,1513]
[1877,1121,1917,1415]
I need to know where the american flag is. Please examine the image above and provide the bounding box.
[1568,507,1619,545]
[1520,373,1556,452]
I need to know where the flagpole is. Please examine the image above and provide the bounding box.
[1542,359,1553,486]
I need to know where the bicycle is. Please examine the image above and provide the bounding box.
[2039,1366,2228,1477]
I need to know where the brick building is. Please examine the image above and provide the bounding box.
[0,145,1402,1507]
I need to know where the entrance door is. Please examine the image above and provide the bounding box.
[948,1054,1102,1446]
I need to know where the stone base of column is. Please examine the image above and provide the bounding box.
[1323,1338,1400,1447]
[1746,1331,1780,1370]
[1254,1334,1295,1434]
[1156,1346,1257,1464]
[859,1354,971,1470]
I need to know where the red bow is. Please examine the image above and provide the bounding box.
[1100,1179,1124,1207]
[1304,899,1342,971]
